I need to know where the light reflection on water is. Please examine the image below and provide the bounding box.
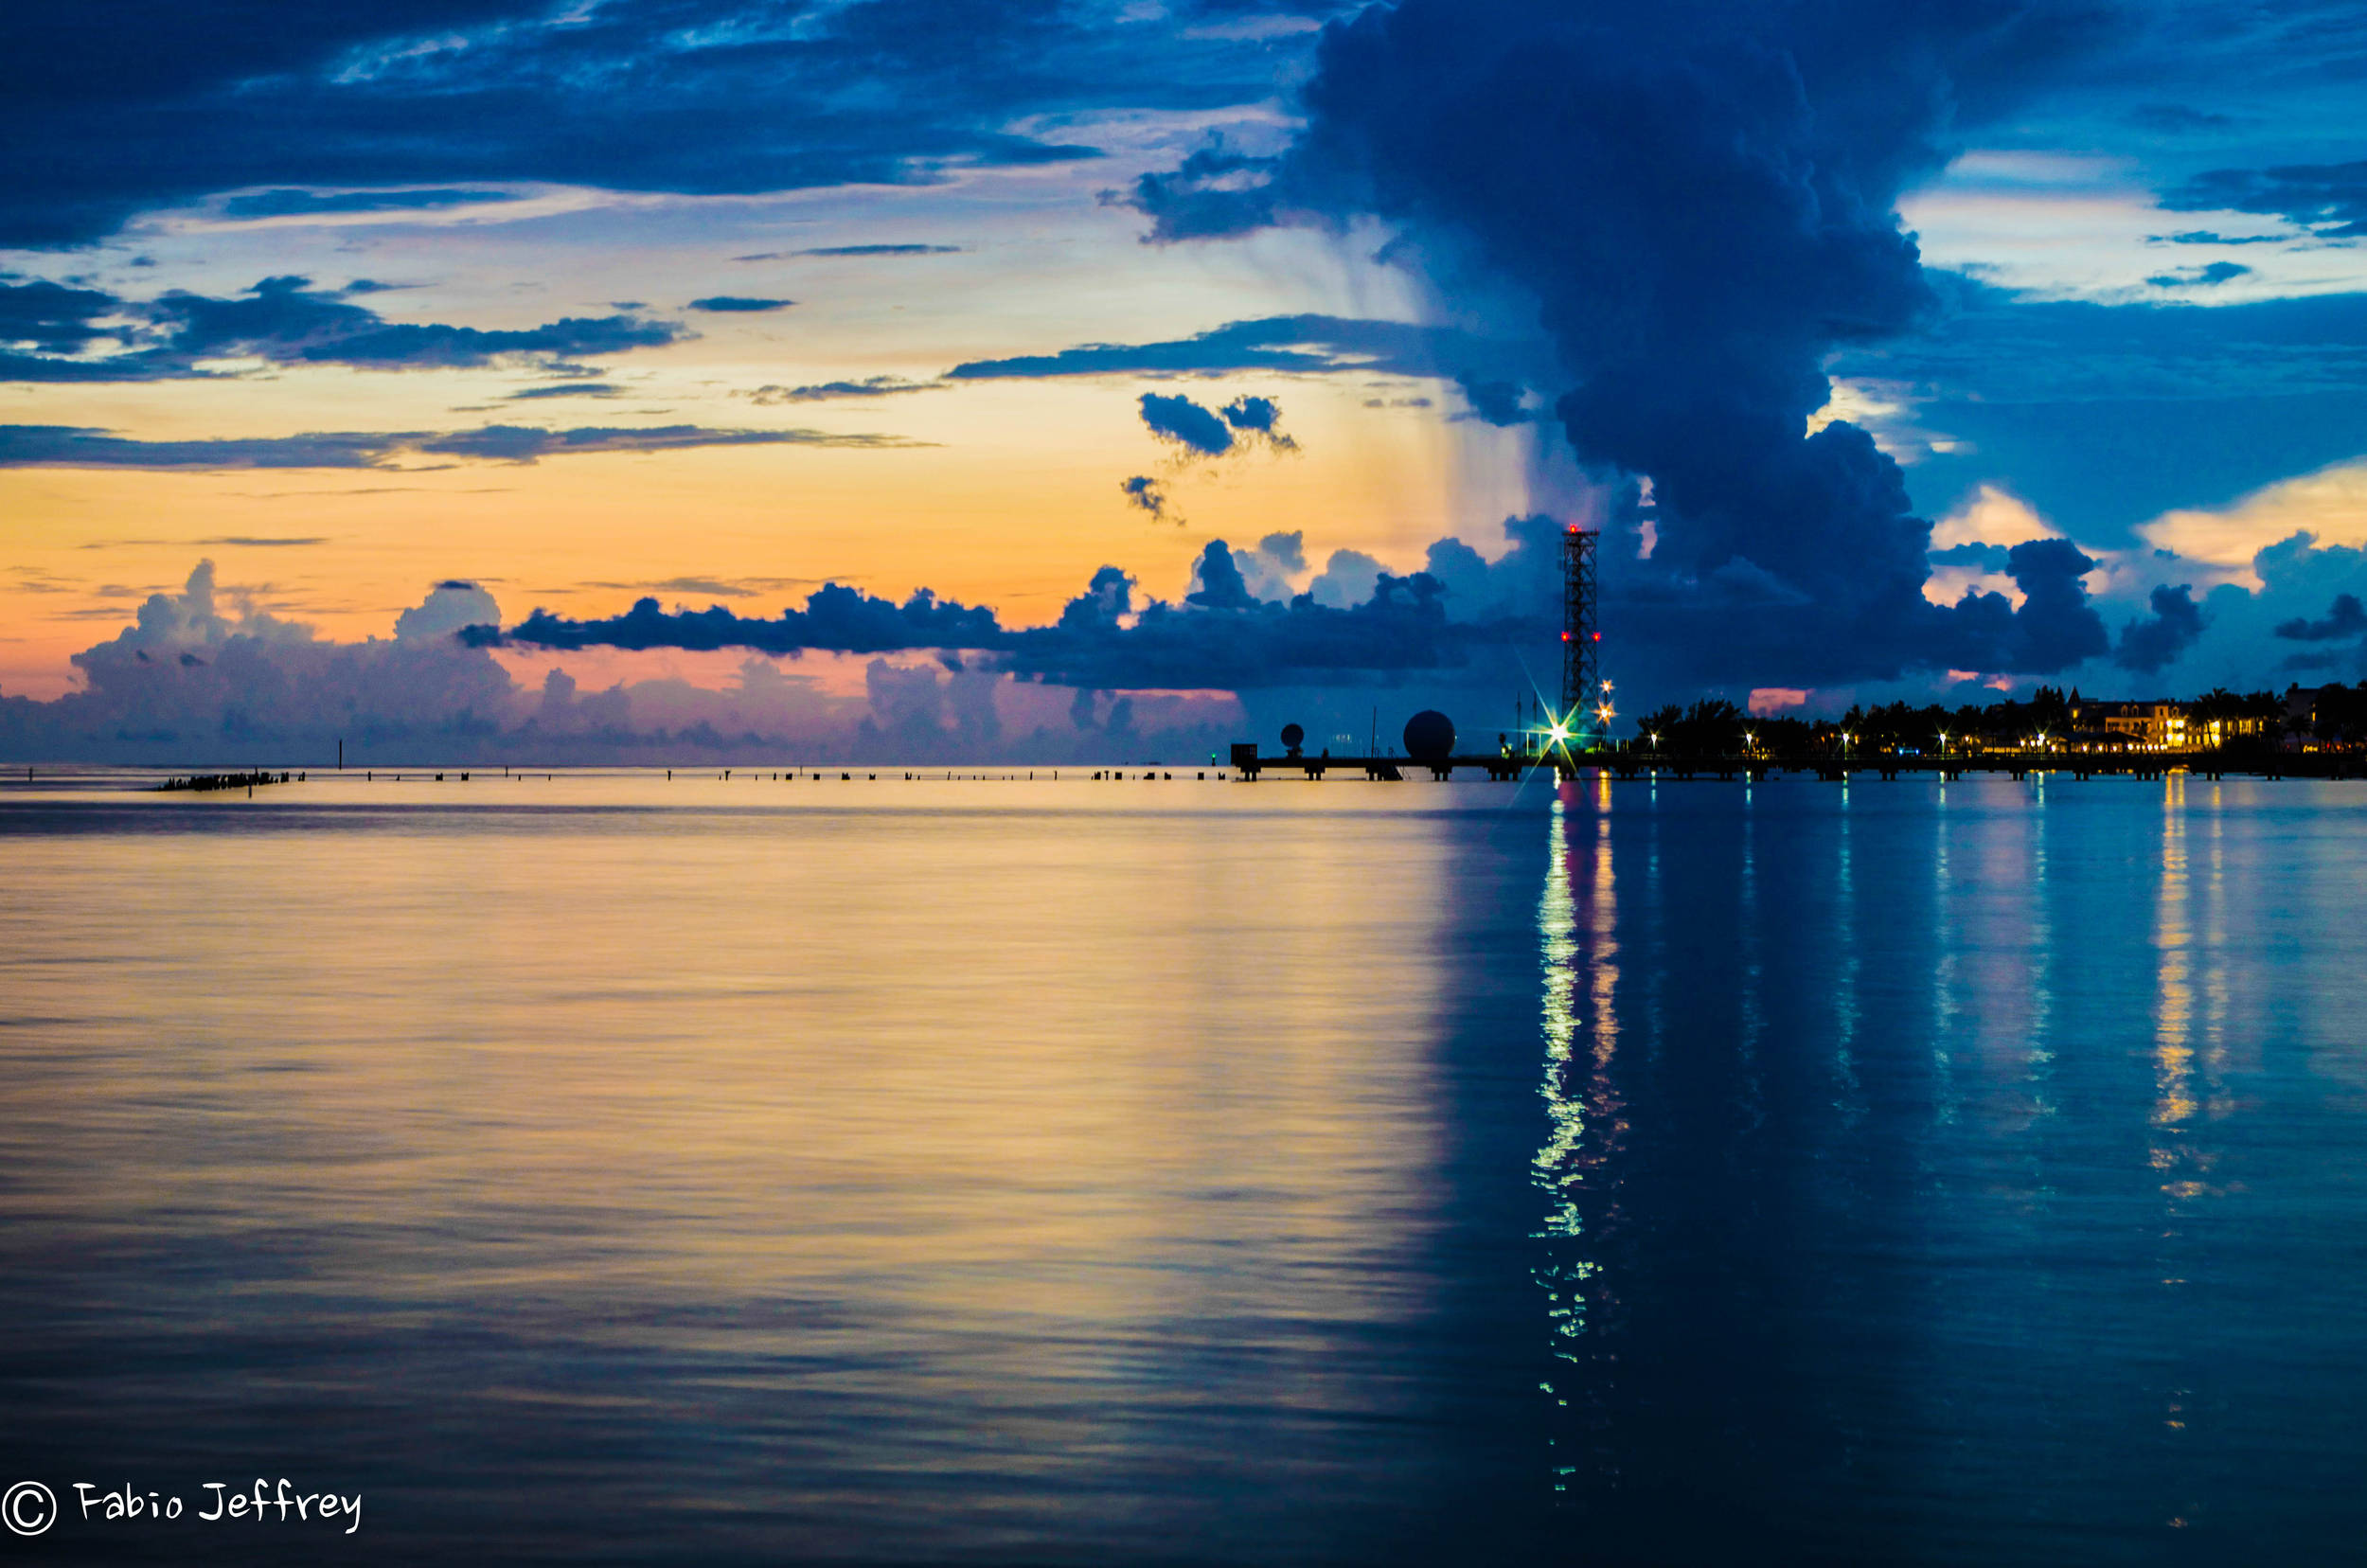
[6,769,2367,1563]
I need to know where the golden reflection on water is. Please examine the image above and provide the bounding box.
[0,775,1473,1524]
[1532,782,1622,1488]
[2150,774,2235,1204]
[2154,775,2198,1136]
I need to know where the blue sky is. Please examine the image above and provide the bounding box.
[6,0,2367,758]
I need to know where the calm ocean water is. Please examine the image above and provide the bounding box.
[3,768,2365,1564]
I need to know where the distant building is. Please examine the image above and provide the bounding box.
[2287,684,2333,731]
[2193,711,2267,747]
[2071,697,2266,749]
[2072,698,2186,748]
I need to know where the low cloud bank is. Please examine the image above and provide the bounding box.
[479,534,1536,690]
[0,562,1255,765]
[13,505,2367,765]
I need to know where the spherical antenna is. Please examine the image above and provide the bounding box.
[1403,710,1455,760]
[1280,722,1305,753]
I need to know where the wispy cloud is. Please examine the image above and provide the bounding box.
[219,187,522,220]
[0,422,926,471]
[745,377,940,403]
[0,274,684,383]
[686,295,794,313]
[792,244,963,258]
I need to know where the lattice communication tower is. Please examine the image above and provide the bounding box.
[1560,525,1599,738]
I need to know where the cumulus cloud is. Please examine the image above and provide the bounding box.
[1121,0,2131,688]
[2135,459,2367,583]
[1221,395,1297,452]
[1305,549,1384,610]
[394,579,502,642]
[1137,392,1236,456]
[0,561,517,759]
[1133,390,1297,472]
[1230,531,1306,600]
[2113,584,2206,673]
[17,515,2360,764]
[0,560,1246,765]
[2275,593,2367,644]
[465,529,1538,693]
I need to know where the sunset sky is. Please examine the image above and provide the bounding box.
[8,0,2367,759]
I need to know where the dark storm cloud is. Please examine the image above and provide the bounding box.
[0,0,1301,248]
[1138,392,1234,455]
[0,421,917,470]
[1453,372,1528,426]
[2164,160,2367,239]
[2275,593,2367,643]
[687,296,794,313]
[0,274,682,381]
[2113,583,2206,674]
[1124,0,2127,686]
[219,187,520,219]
